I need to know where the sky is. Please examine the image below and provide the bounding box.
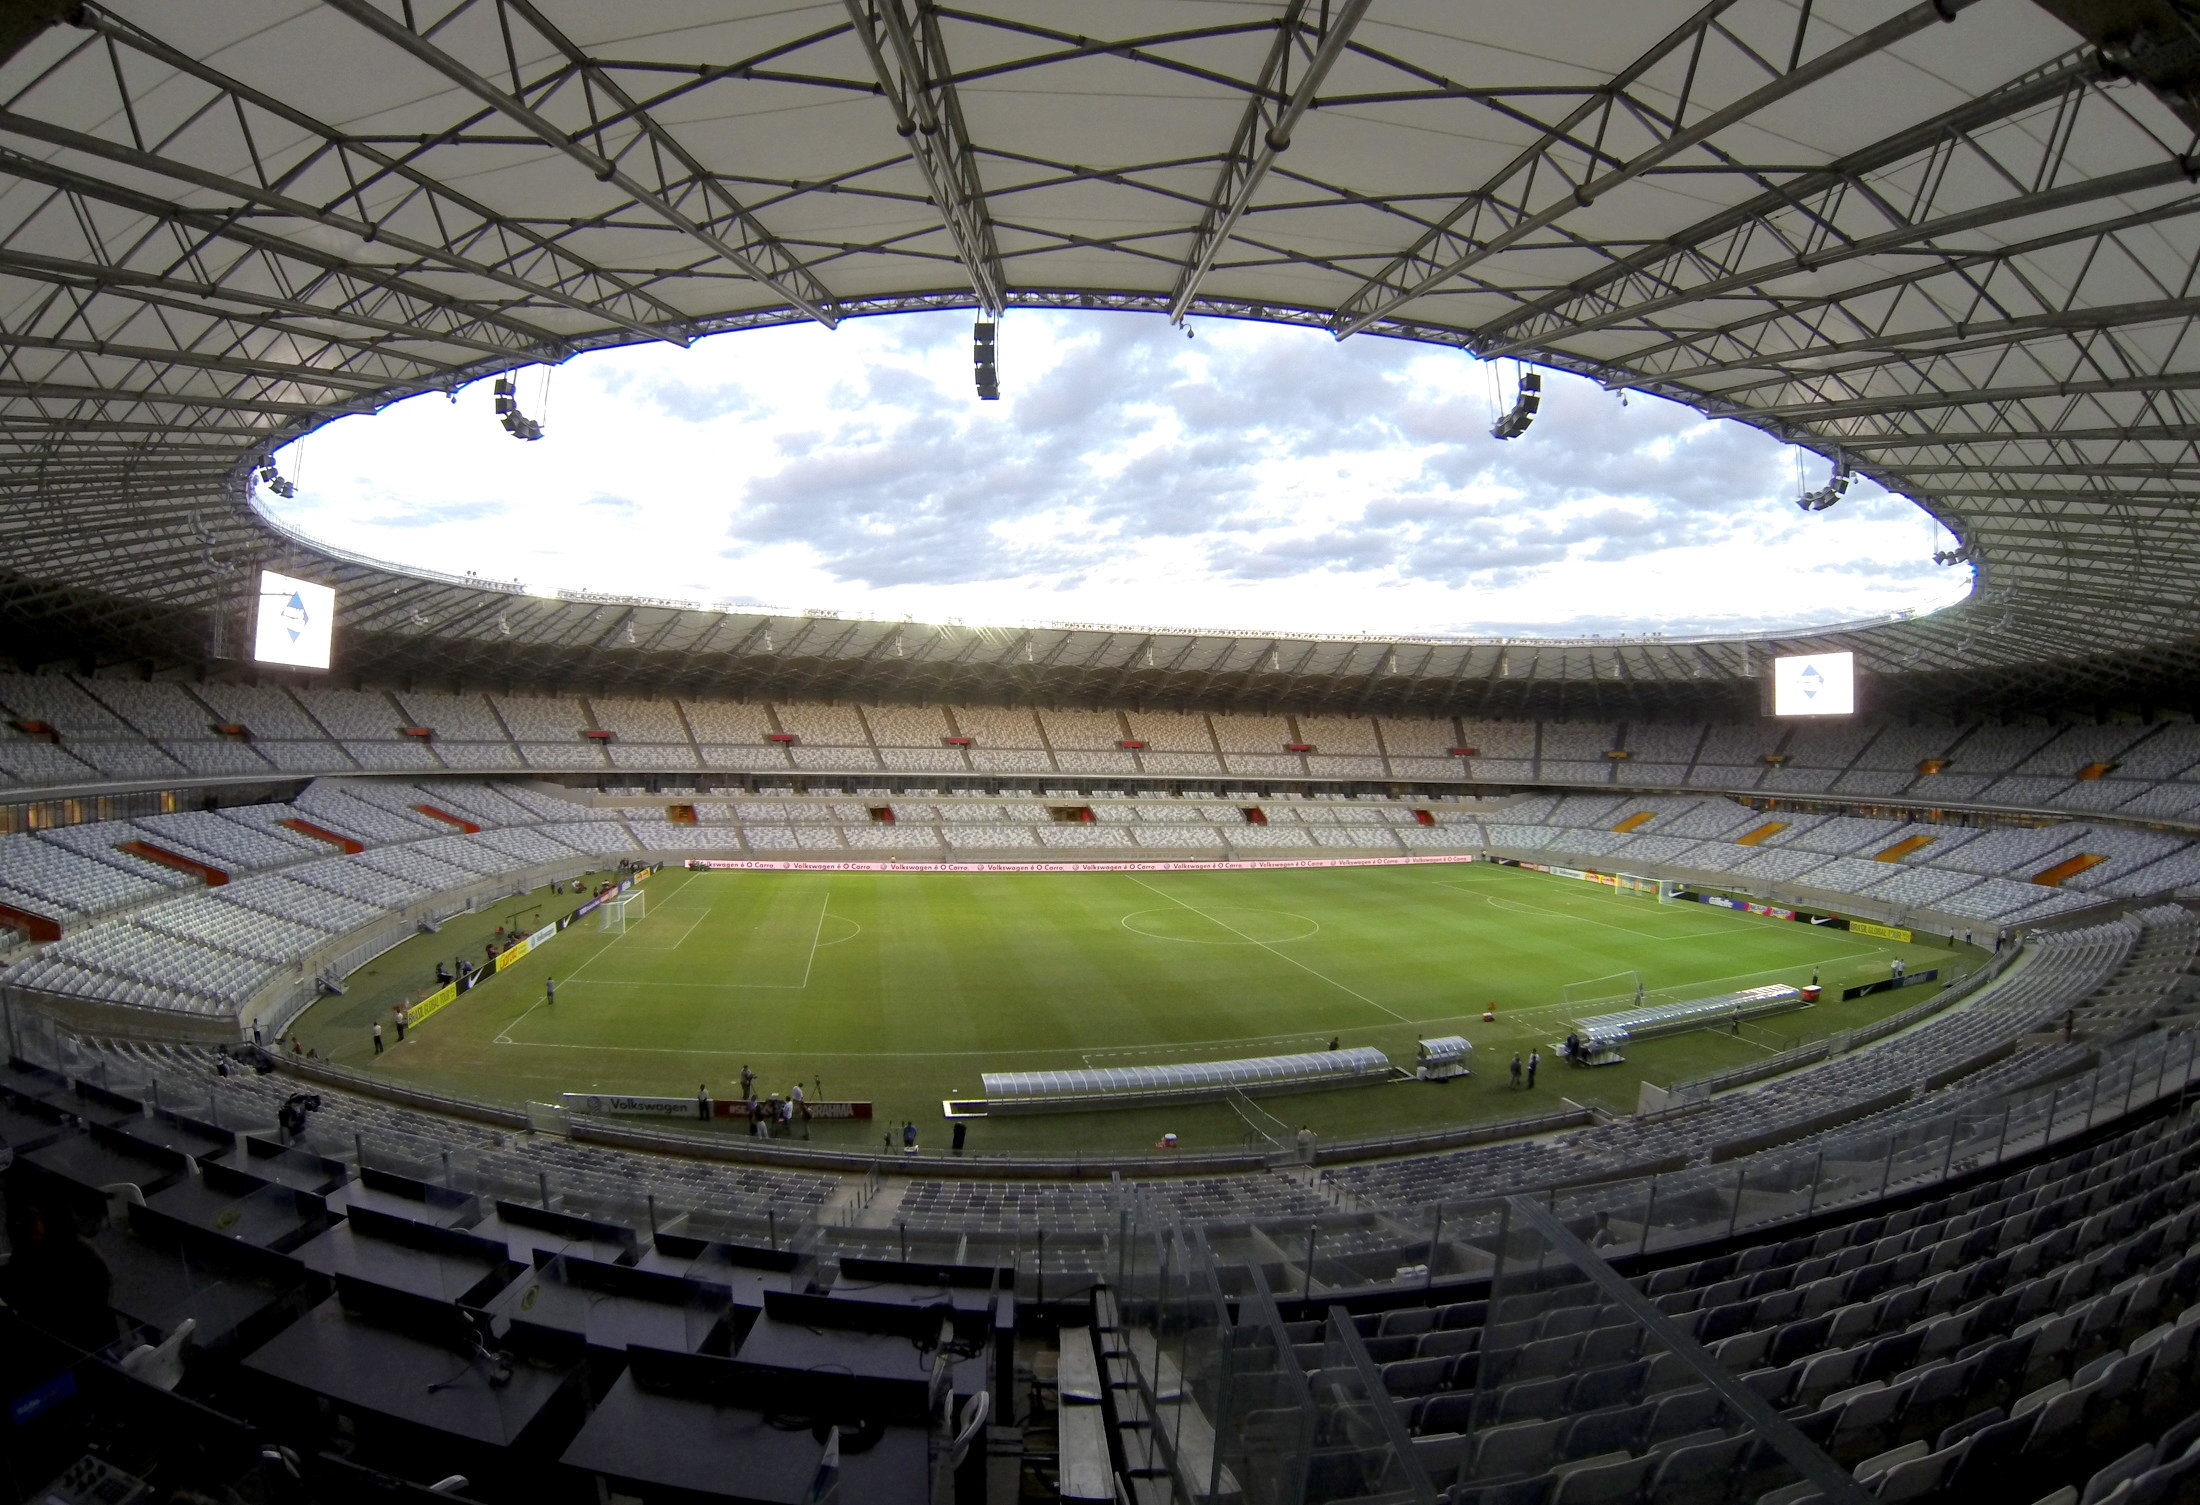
[264,309,1970,639]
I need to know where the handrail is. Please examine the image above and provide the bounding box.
[275,1053,529,1129]
[15,976,2199,1305]
[570,1113,1273,1177]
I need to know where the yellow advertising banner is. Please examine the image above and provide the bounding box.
[1849,920,1914,944]
[494,935,533,972]
[409,980,459,1025]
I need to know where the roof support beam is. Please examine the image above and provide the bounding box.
[0,414,266,439]
[0,271,440,390]
[0,148,562,360]
[1167,0,1372,322]
[0,379,334,418]
[1474,46,2099,352]
[841,0,1006,314]
[1924,487,2198,504]
[1479,156,2194,360]
[1761,368,2200,421]
[0,249,496,368]
[0,331,393,394]
[0,112,653,351]
[1838,424,2200,449]
[66,4,689,345]
[1883,462,2200,479]
[1646,295,2200,390]
[1601,193,2200,379]
[324,0,839,326]
[1331,0,1978,338]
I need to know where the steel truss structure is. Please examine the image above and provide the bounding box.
[0,0,2196,720]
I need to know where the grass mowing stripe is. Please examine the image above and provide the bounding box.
[307,860,1986,1156]
[1443,880,1772,943]
[1124,873,1411,1024]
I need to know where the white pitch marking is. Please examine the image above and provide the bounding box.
[1118,906,1321,945]
[1441,883,1700,941]
[495,994,550,1045]
[795,882,832,988]
[524,977,808,993]
[1082,1033,1324,1064]
[1517,947,1890,1029]
[812,914,862,948]
[1441,880,1894,951]
[495,1024,1466,1061]
[1124,874,1411,1023]
[620,902,716,953]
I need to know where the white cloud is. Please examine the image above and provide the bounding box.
[267,310,1969,635]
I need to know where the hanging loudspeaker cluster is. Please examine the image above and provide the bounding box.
[973,321,1000,401]
[1490,371,1540,440]
[255,458,294,499]
[494,375,543,440]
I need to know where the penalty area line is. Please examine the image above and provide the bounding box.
[494,994,551,1045]
[618,901,716,954]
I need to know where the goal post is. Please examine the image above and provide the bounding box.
[1561,970,1644,1012]
[598,890,645,932]
[1614,872,1685,902]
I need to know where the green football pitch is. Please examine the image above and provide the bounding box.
[295,861,1978,1156]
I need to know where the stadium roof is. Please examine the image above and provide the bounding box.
[0,0,2197,721]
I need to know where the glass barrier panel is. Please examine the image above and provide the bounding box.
[1305,1307,1437,1503]
[1210,1257,1315,1505]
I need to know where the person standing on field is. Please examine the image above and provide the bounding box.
[1508,1053,1522,1089]
[545,976,555,1007]
[371,1022,384,1056]
[1526,1050,1540,1089]
[1296,1124,1316,1164]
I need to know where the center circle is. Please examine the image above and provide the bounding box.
[1120,907,1320,945]
[813,913,863,948]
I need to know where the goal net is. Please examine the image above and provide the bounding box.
[1561,970,1645,1012]
[598,890,645,932]
[1614,872,1685,902]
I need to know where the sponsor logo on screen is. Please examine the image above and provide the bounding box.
[1771,651,1856,716]
[252,569,336,668]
